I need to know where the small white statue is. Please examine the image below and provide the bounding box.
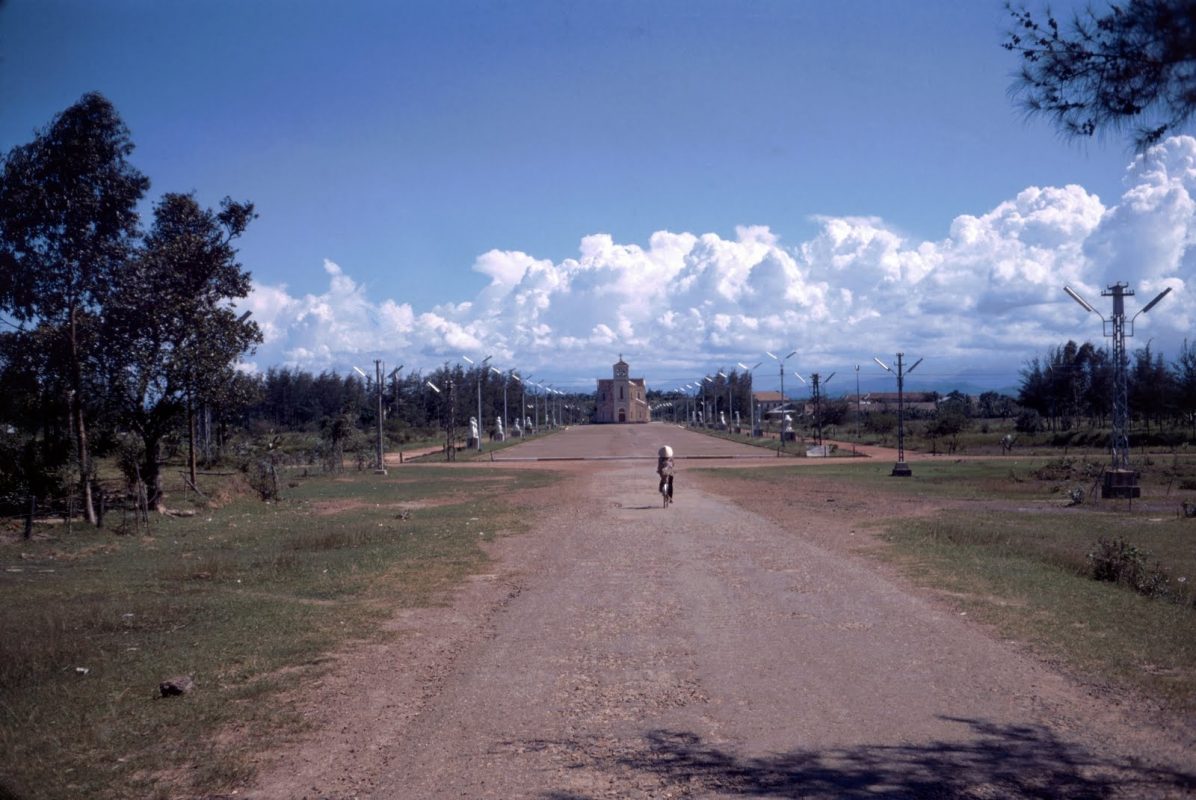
[782,413,793,433]
[719,411,727,428]
[525,416,533,430]
[512,418,522,436]
[495,418,505,440]
[469,416,479,440]
[734,411,740,428]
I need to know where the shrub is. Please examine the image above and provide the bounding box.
[1014,409,1041,433]
[1087,538,1171,599]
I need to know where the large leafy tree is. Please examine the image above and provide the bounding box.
[0,93,150,522]
[1004,0,1196,148]
[104,193,260,510]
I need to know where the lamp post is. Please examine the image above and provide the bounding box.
[375,360,386,471]
[425,377,457,461]
[810,372,835,447]
[792,370,807,441]
[388,365,403,460]
[352,365,384,469]
[701,376,714,428]
[875,353,921,476]
[523,373,533,432]
[511,372,525,435]
[854,364,861,455]
[1064,282,1172,498]
[765,349,797,434]
[738,361,763,436]
[462,354,492,451]
[490,365,508,438]
[718,370,732,430]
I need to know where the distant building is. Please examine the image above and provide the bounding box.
[753,391,795,418]
[859,392,939,413]
[595,356,649,423]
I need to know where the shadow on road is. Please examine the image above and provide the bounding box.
[538,717,1194,799]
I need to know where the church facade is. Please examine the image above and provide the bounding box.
[594,356,649,424]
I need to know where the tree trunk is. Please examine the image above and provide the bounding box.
[69,307,97,525]
[142,437,167,513]
[187,392,198,486]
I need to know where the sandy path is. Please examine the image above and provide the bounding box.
[246,424,1195,799]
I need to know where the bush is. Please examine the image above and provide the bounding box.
[1087,538,1171,599]
[1015,409,1042,433]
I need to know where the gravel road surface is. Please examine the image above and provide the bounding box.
[247,423,1195,799]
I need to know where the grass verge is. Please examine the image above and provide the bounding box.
[879,510,1196,709]
[0,465,556,800]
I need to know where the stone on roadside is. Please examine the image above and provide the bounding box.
[160,675,195,697]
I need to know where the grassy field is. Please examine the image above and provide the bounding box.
[0,465,555,800]
[702,456,1196,712]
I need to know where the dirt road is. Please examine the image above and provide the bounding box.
[247,424,1195,799]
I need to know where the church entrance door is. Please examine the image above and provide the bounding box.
[618,409,626,423]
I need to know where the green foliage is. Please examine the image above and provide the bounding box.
[1088,537,1174,600]
[1004,0,1196,149]
[0,92,152,522]
[1015,408,1042,433]
[104,193,261,506]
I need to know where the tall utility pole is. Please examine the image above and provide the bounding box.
[1065,282,1171,498]
[718,370,731,428]
[766,350,797,434]
[519,373,529,432]
[462,354,492,451]
[374,360,386,473]
[738,361,763,436]
[424,377,454,461]
[854,365,862,455]
[491,366,508,437]
[875,353,922,477]
[810,372,835,447]
[389,366,403,461]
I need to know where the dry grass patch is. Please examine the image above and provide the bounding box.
[0,465,557,800]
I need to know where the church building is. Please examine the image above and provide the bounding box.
[594,356,649,423]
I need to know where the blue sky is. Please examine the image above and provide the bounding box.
[3,1,1192,393]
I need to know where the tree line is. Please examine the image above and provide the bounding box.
[1017,339,1196,437]
[0,94,600,518]
[0,93,260,518]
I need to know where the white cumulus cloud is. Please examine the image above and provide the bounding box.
[243,137,1196,390]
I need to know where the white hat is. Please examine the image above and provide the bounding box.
[659,445,673,458]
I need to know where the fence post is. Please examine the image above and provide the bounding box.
[24,495,35,540]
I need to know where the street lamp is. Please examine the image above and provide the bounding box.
[738,361,763,436]
[718,370,732,430]
[809,372,835,447]
[536,383,545,428]
[1064,282,1172,497]
[461,354,492,451]
[765,350,797,434]
[875,353,921,476]
[424,377,457,460]
[701,376,714,428]
[490,365,509,439]
[511,372,527,435]
[854,364,862,455]
[522,373,533,432]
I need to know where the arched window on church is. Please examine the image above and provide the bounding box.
[619,386,624,400]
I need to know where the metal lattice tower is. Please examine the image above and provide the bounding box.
[874,352,922,477]
[1065,282,1172,472]
[1104,283,1132,469]
[1065,282,1172,497]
